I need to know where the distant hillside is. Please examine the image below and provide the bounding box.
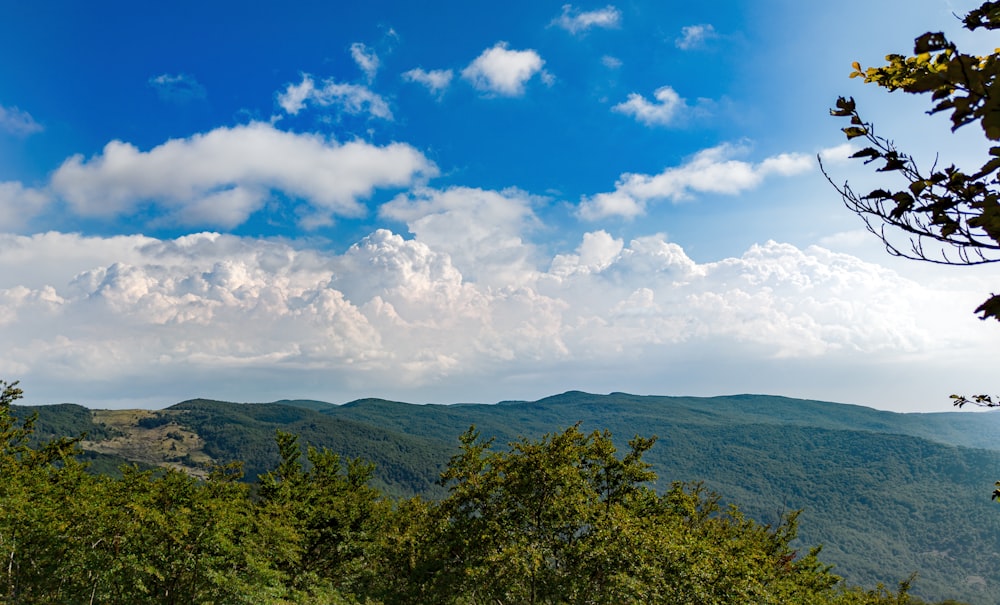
[15,392,1000,604]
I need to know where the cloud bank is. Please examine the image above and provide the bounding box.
[381,186,541,285]
[1,214,992,408]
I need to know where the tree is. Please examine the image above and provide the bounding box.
[388,424,893,605]
[256,430,389,602]
[426,425,661,603]
[0,380,285,604]
[823,1,1000,322]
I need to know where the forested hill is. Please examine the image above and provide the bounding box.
[16,391,1000,604]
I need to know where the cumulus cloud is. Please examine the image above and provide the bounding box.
[601,55,622,69]
[277,74,392,120]
[552,4,622,34]
[350,42,380,82]
[579,143,814,220]
[2,227,993,409]
[47,122,436,228]
[402,68,454,97]
[818,143,857,164]
[0,182,51,230]
[612,86,686,126]
[0,104,43,136]
[462,43,547,96]
[675,24,718,50]
[380,186,541,285]
[148,73,207,103]
[549,230,624,277]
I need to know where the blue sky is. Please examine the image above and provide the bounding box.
[1,0,998,411]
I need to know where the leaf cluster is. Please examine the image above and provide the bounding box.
[824,0,1000,320]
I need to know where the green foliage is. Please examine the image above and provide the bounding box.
[9,387,996,603]
[430,426,795,603]
[374,425,918,605]
[11,402,119,444]
[824,0,1000,320]
[74,465,281,604]
[257,430,389,602]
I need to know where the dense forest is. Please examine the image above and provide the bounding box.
[0,379,981,604]
[21,390,998,602]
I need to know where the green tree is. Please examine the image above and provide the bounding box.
[392,424,883,605]
[81,463,282,604]
[824,1,1000,321]
[0,380,284,604]
[0,380,92,603]
[257,430,389,602]
[428,425,660,603]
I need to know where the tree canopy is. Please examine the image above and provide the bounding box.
[0,379,963,603]
[824,0,1000,321]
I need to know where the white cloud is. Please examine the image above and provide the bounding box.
[277,74,392,120]
[276,76,313,115]
[0,182,50,230]
[3,228,994,410]
[48,122,436,228]
[350,42,380,82]
[380,186,541,285]
[0,104,43,136]
[148,73,206,103]
[552,4,622,34]
[612,85,686,126]
[579,143,814,220]
[818,143,857,164]
[675,24,718,50]
[462,43,546,97]
[549,230,624,277]
[818,229,875,251]
[402,68,454,96]
[601,55,622,69]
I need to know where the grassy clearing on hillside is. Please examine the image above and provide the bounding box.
[81,410,213,476]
